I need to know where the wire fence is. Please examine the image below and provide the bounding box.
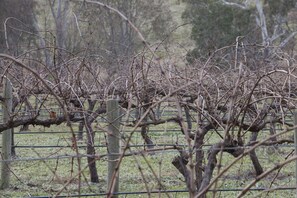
[25,187,297,198]
[0,107,297,197]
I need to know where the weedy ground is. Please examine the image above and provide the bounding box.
[0,119,296,197]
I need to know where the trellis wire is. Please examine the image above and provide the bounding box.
[0,143,295,150]
[0,144,294,163]
[26,187,297,198]
[0,108,296,196]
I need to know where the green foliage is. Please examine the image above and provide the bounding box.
[183,0,253,62]
[183,0,297,63]
[0,0,36,53]
[266,0,296,17]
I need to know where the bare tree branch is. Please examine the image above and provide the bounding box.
[220,0,250,10]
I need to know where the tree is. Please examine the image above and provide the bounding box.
[0,0,36,54]
[0,0,36,156]
[78,0,172,75]
[183,0,253,62]
[33,0,173,75]
[184,0,297,63]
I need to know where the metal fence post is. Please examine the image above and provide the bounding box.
[107,99,120,197]
[0,78,12,189]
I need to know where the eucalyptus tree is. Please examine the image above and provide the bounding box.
[184,0,297,63]
[0,0,36,54]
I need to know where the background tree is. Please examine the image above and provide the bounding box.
[183,0,252,62]
[33,0,173,75]
[0,0,36,54]
[183,0,297,63]
[0,0,36,156]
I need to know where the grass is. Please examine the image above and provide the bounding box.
[0,118,296,197]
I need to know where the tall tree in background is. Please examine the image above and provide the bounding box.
[183,0,252,62]
[184,0,297,63]
[74,0,173,75]
[34,0,172,75]
[0,0,36,54]
[0,0,36,156]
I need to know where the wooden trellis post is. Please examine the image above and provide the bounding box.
[107,99,120,197]
[294,112,297,197]
[0,78,12,189]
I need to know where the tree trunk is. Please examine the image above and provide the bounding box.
[11,128,15,157]
[86,122,99,183]
[198,143,222,198]
[77,119,84,140]
[269,115,277,142]
[195,136,204,190]
[249,132,263,175]
[85,99,99,183]
[172,153,192,190]
[184,106,192,132]
[267,114,278,153]
[20,99,32,132]
[141,117,154,149]
[255,0,270,58]
[140,107,154,149]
